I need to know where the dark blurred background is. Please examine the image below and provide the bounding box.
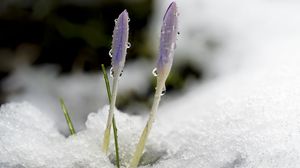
[0,0,202,112]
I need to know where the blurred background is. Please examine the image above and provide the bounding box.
[1,0,300,135]
[0,0,204,134]
[3,0,300,135]
[5,0,298,136]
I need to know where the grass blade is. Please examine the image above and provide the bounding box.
[102,64,112,103]
[101,64,120,168]
[102,69,119,153]
[59,98,76,135]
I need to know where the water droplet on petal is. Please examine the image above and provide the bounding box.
[110,67,114,77]
[127,18,130,22]
[177,32,180,35]
[119,70,123,77]
[161,86,166,96]
[114,19,118,23]
[152,68,158,77]
[127,42,131,48]
[109,49,113,57]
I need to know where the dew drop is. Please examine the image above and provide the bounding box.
[152,68,158,77]
[110,67,114,77]
[109,49,113,57]
[177,32,180,35]
[127,18,130,22]
[119,70,123,77]
[127,42,131,48]
[114,19,118,23]
[161,86,166,96]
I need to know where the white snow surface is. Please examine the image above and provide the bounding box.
[1,60,152,134]
[2,0,300,167]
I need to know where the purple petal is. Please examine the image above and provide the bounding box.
[111,10,129,72]
[156,2,178,76]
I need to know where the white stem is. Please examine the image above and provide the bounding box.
[108,75,119,129]
[128,79,164,168]
[102,70,120,154]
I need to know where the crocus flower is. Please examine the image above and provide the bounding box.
[111,10,130,76]
[129,2,178,168]
[103,9,129,154]
[156,1,178,84]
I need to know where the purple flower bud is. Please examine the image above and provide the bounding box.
[111,10,130,74]
[156,2,178,78]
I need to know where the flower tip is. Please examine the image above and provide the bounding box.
[164,2,177,20]
[120,9,129,19]
[169,1,177,9]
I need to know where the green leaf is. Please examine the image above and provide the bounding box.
[101,64,120,168]
[59,98,76,135]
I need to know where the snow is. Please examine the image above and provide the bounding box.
[0,102,160,168]
[2,0,300,167]
[1,60,152,134]
[155,56,300,167]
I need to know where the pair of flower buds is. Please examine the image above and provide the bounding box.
[103,2,178,167]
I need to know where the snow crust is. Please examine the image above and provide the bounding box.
[0,102,108,167]
[2,0,300,167]
[0,102,162,168]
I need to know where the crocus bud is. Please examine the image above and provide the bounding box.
[156,2,178,82]
[129,3,179,168]
[102,10,130,155]
[111,10,130,77]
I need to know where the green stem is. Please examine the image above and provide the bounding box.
[112,117,120,168]
[101,64,120,168]
[59,98,76,135]
[103,68,119,153]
